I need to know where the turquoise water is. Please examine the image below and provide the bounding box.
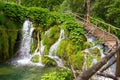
[0,63,56,80]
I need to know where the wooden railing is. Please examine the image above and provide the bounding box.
[67,12,120,39]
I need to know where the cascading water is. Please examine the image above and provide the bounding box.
[19,19,34,58]
[83,35,115,80]
[48,29,65,67]
[11,21,64,67]
[12,20,44,66]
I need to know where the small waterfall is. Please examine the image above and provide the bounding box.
[19,19,34,58]
[12,20,44,66]
[48,29,65,67]
[84,36,115,80]
[15,19,34,65]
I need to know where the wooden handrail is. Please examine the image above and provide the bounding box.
[90,17,120,31]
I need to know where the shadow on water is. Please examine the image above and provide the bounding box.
[0,63,57,80]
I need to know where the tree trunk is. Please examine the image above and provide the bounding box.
[99,59,116,72]
[76,46,120,80]
[37,31,41,54]
[97,72,117,80]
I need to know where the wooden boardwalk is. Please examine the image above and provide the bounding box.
[84,23,118,49]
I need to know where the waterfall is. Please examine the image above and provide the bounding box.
[48,29,65,67]
[11,20,64,67]
[12,20,44,66]
[19,19,34,58]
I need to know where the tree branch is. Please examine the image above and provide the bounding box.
[99,59,116,72]
[96,72,117,80]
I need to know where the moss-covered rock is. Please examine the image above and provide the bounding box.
[0,14,21,62]
[42,56,57,67]
[57,40,68,58]
[71,51,85,70]
[31,55,39,63]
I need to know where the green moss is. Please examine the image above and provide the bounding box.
[71,51,85,70]
[30,39,37,54]
[66,41,77,55]
[83,42,92,49]
[0,30,9,61]
[85,55,93,69]
[42,25,60,54]
[97,56,101,61]
[57,40,68,58]
[90,48,100,55]
[44,46,50,55]
[31,55,39,63]
[42,56,57,67]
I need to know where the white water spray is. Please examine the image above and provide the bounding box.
[48,29,65,67]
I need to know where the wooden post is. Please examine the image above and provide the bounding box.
[116,48,120,77]
[86,0,90,23]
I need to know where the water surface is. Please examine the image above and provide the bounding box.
[0,63,56,80]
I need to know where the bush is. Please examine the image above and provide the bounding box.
[41,69,73,80]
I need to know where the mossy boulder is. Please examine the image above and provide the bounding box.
[42,25,60,54]
[31,55,39,63]
[42,56,57,67]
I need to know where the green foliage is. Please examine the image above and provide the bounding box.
[70,51,84,69]
[89,48,100,55]
[91,0,120,27]
[69,28,85,46]
[30,40,37,54]
[57,40,85,69]
[21,0,64,11]
[0,30,9,61]
[44,45,51,55]
[83,42,92,49]
[31,55,39,63]
[0,13,21,62]
[62,20,85,48]
[84,54,93,69]
[42,56,57,67]
[41,69,73,80]
[60,0,86,14]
